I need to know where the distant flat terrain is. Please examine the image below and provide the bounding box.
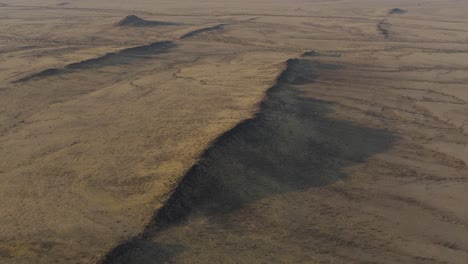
[1,0,468,263]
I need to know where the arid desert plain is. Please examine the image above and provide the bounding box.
[1,0,468,263]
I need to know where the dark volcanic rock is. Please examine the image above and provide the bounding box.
[117,15,178,27]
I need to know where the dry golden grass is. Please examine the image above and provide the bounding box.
[1,0,468,263]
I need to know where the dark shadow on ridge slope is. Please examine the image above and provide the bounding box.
[13,41,176,83]
[180,24,226,39]
[100,59,396,264]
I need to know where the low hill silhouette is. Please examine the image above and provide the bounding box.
[117,15,178,27]
[389,8,406,15]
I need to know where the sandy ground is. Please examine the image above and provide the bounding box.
[1,0,468,263]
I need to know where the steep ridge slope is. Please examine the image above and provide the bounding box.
[180,24,226,39]
[100,58,395,263]
[13,41,176,83]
